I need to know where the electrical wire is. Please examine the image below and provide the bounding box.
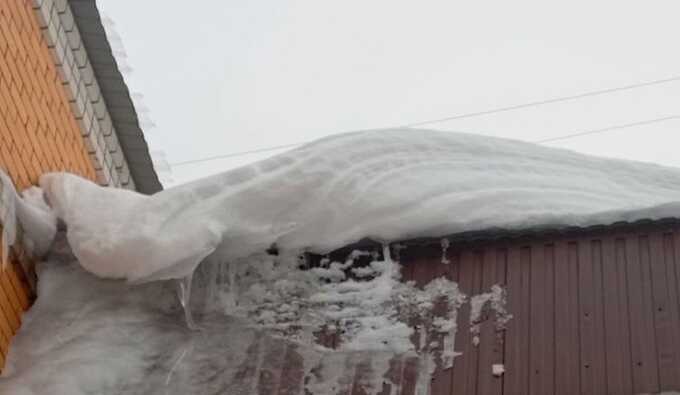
[400,75,680,128]
[168,74,680,167]
[169,114,680,166]
[170,142,306,166]
[534,115,680,144]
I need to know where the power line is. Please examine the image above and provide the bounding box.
[534,115,680,143]
[170,142,306,166]
[401,75,680,128]
[169,74,680,167]
[169,115,680,167]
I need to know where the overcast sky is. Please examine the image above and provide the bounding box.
[98,0,680,186]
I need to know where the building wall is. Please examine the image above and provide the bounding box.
[34,0,135,189]
[303,223,680,394]
[397,224,680,395]
[0,0,98,367]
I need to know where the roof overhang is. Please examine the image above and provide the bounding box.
[68,0,162,194]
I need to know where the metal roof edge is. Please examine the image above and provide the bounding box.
[310,217,680,261]
[68,0,163,194]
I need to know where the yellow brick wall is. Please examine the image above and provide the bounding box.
[0,0,98,366]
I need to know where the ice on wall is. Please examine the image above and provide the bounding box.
[5,128,680,393]
[0,170,57,262]
[0,171,17,266]
[469,285,511,346]
[0,243,469,395]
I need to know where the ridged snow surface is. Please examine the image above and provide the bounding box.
[36,129,680,282]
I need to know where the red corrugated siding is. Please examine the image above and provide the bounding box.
[395,224,680,395]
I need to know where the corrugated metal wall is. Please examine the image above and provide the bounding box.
[399,223,680,395]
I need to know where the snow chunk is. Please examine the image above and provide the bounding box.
[470,285,512,346]
[39,173,221,282]
[0,171,57,261]
[38,129,680,283]
[492,363,505,376]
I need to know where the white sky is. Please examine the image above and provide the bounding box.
[98,0,680,187]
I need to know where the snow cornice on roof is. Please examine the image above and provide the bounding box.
[64,0,162,194]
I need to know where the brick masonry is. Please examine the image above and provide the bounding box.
[0,0,133,369]
[33,0,135,189]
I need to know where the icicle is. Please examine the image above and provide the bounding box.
[177,272,199,331]
[440,238,450,264]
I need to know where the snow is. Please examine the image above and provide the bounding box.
[5,128,680,393]
[0,171,17,266]
[469,285,511,347]
[0,242,466,394]
[37,128,680,285]
[0,171,57,262]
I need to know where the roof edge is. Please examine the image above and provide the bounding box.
[68,0,162,194]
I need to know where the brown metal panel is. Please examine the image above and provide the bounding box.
[450,250,483,394]
[626,234,660,392]
[648,232,680,390]
[257,337,287,395]
[661,232,680,391]
[430,248,459,395]
[503,246,531,395]
[615,238,634,392]
[529,244,555,395]
[391,224,680,395]
[277,344,304,395]
[400,356,420,395]
[349,355,373,395]
[399,252,423,395]
[411,246,437,289]
[578,239,608,395]
[376,356,404,395]
[601,237,633,394]
[477,248,507,395]
[554,241,581,395]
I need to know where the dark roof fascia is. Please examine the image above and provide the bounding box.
[313,218,680,262]
[69,0,162,194]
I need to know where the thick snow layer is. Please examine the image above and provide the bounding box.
[39,129,680,283]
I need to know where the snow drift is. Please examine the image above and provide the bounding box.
[37,128,680,283]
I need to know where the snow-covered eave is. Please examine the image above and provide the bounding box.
[314,217,680,260]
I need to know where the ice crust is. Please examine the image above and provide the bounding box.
[0,244,468,394]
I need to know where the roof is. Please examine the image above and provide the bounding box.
[68,0,162,194]
[314,217,680,263]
